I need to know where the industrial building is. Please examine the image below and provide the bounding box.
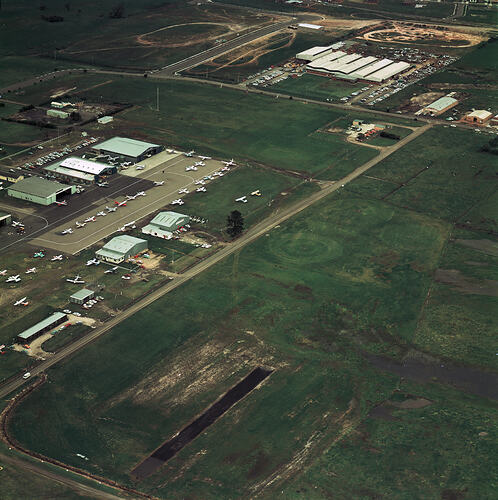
[304,49,410,83]
[96,235,148,264]
[0,211,12,226]
[16,312,67,344]
[142,211,190,239]
[92,137,163,162]
[47,109,69,119]
[45,157,116,184]
[296,46,336,62]
[462,109,493,125]
[417,95,458,116]
[70,288,95,305]
[7,177,75,206]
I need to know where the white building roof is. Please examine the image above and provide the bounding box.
[352,58,394,78]
[297,46,333,58]
[426,96,458,112]
[307,52,354,72]
[100,235,147,254]
[298,23,322,30]
[331,56,378,75]
[365,61,411,82]
[148,211,189,230]
[60,157,111,175]
[92,137,160,158]
[467,110,493,120]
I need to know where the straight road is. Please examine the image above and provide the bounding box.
[0,123,431,400]
[153,18,294,77]
[0,451,125,500]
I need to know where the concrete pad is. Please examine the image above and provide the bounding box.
[30,155,229,255]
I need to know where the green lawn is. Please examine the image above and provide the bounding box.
[10,192,472,498]
[364,126,498,223]
[272,73,364,102]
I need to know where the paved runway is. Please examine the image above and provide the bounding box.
[30,153,229,254]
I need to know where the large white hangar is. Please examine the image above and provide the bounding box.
[45,157,117,184]
[92,137,164,163]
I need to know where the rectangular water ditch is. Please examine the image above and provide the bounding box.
[131,367,273,479]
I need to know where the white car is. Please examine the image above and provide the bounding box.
[23,372,31,380]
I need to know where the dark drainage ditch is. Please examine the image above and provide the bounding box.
[131,367,273,480]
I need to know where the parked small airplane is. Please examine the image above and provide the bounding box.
[105,205,117,212]
[96,211,107,217]
[222,159,236,167]
[194,161,205,167]
[0,270,7,276]
[185,165,197,171]
[114,200,127,207]
[154,181,165,186]
[122,274,131,280]
[194,179,205,185]
[51,255,63,261]
[136,191,146,197]
[12,221,24,228]
[6,275,21,283]
[198,155,211,160]
[251,190,262,196]
[14,297,29,306]
[171,198,184,206]
[96,181,109,187]
[84,216,96,223]
[25,267,37,274]
[196,186,206,193]
[61,228,73,235]
[136,165,145,170]
[55,200,67,206]
[235,196,248,203]
[33,251,45,258]
[104,266,118,274]
[184,150,195,157]
[178,188,189,194]
[75,221,86,228]
[86,258,100,266]
[126,194,137,200]
[66,274,85,284]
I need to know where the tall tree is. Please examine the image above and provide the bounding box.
[227,210,244,238]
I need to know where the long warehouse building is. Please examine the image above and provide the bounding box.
[92,137,163,163]
[306,50,410,83]
[45,156,117,184]
[7,177,75,206]
[16,312,67,344]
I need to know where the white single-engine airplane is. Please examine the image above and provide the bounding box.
[105,205,117,212]
[198,155,211,161]
[61,228,73,235]
[84,216,96,223]
[178,188,189,194]
[196,186,206,193]
[14,296,29,306]
[136,191,146,197]
[154,181,164,186]
[96,211,107,217]
[6,275,21,283]
[104,266,118,274]
[185,165,197,171]
[171,198,184,206]
[235,196,248,203]
[222,159,236,167]
[12,221,24,228]
[25,267,37,274]
[75,221,86,228]
[55,200,67,206]
[0,269,8,276]
[86,258,100,266]
[251,190,262,196]
[66,274,85,284]
[51,255,63,261]
[184,150,195,157]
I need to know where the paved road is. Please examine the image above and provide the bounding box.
[153,18,294,77]
[0,122,431,400]
[0,451,124,500]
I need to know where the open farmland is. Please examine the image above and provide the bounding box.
[350,126,498,224]
[0,0,277,71]
[7,185,498,498]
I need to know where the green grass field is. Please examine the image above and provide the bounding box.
[362,126,498,223]
[13,189,494,498]
[271,73,364,102]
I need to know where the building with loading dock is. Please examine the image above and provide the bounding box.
[7,177,75,205]
[92,137,163,163]
[96,235,148,264]
[16,311,67,344]
[142,211,190,239]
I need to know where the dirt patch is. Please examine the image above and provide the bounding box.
[455,239,498,257]
[435,269,498,297]
[410,91,445,107]
[362,22,484,48]
[13,332,53,360]
[136,252,163,271]
[368,404,397,421]
[390,397,432,409]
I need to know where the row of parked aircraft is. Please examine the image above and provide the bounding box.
[235,190,262,203]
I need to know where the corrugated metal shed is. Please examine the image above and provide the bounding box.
[70,288,95,304]
[8,177,72,198]
[92,137,160,158]
[426,96,458,112]
[366,61,410,82]
[60,157,111,175]
[352,58,394,78]
[17,312,67,341]
[332,56,377,75]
